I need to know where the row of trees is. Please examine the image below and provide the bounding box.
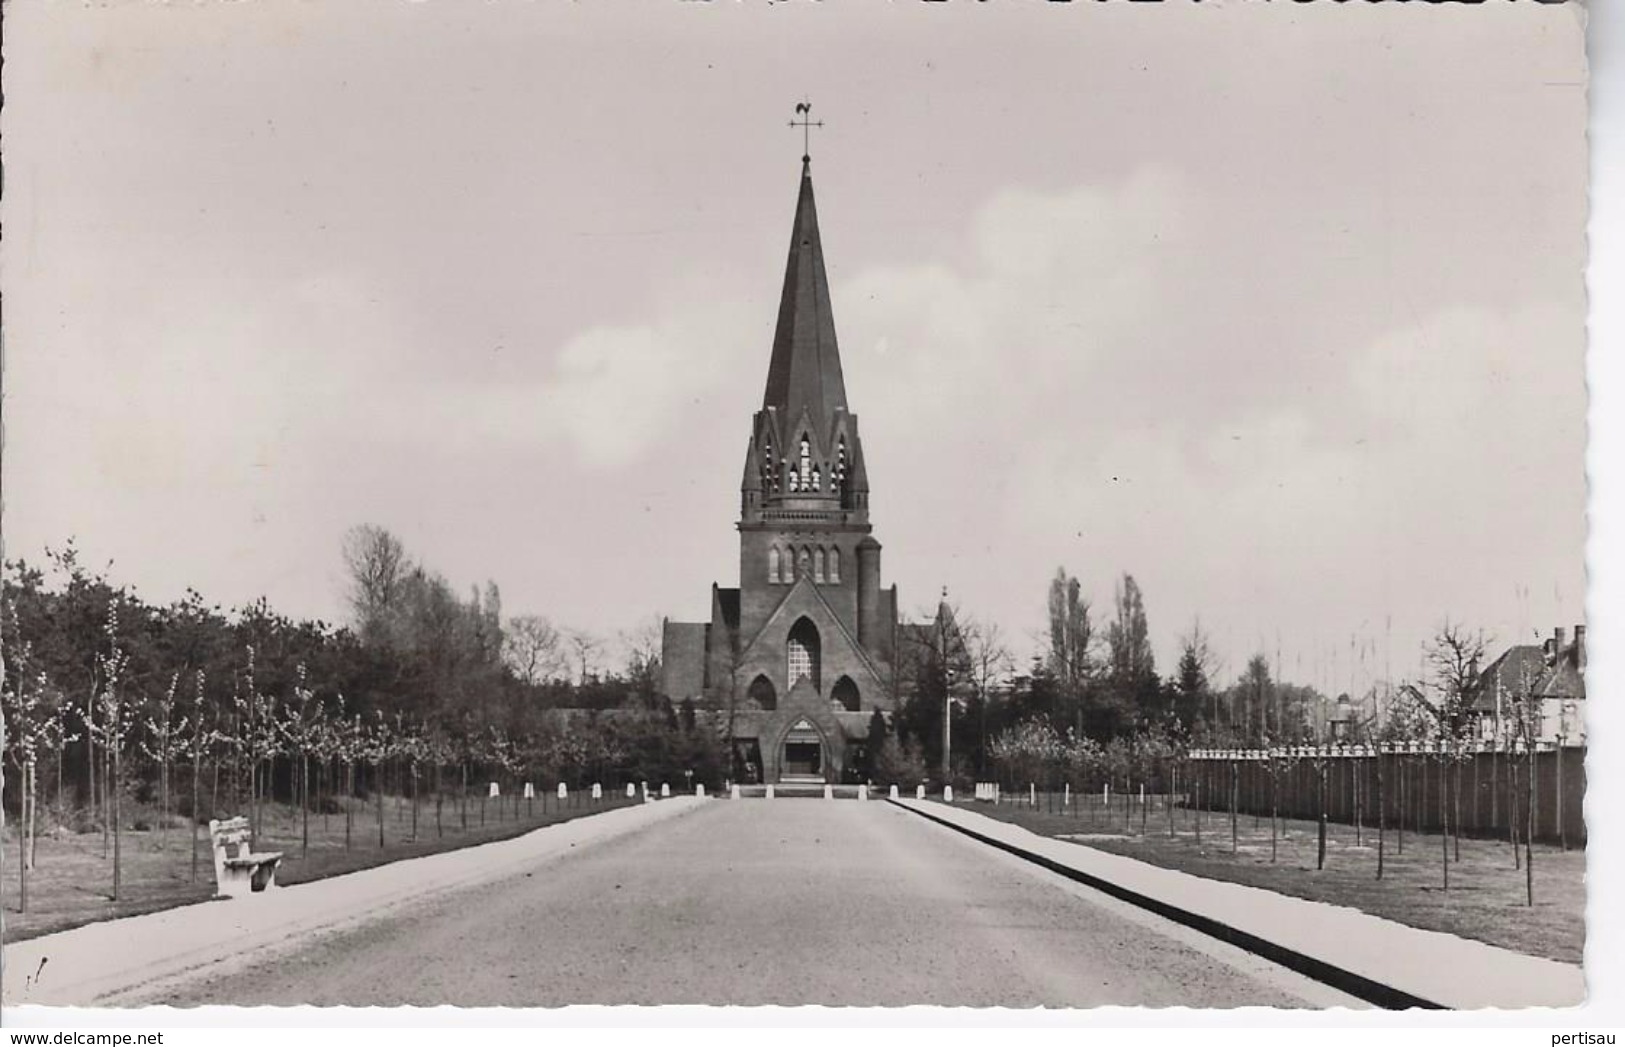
[0,531,721,911]
[889,565,1538,796]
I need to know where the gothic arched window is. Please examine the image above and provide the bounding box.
[748,674,778,712]
[797,546,812,581]
[834,439,848,494]
[799,438,812,489]
[768,547,780,583]
[782,547,795,583]
[787,618,821,690]
[831,675,860,713]
[811,466,822,492]
[828,546,841,583]
[814,547,825,583]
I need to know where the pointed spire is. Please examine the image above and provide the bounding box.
[761,162,848,437]
[740,435,762,493]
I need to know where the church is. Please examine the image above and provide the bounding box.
[660,151,906,785]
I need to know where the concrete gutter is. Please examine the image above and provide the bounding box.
[3,797,706,1008]
[891,798,1584,1011]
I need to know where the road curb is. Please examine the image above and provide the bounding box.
[889,797,1443,1010]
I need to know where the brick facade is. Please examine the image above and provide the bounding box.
[660,158,902,783]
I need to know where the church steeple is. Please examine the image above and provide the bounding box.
[741,156,870,524]
[761,159,849,436]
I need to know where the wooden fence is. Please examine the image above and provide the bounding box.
[1182,743,1586,847]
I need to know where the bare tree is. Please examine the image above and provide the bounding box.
[342,524,408,641]
[961,617,1013,777]
[1400,620,1489,738]
[618,616,664,695]
[503,614,565,686]
[564,629,604,685]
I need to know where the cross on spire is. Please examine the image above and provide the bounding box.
[789,100,823,163]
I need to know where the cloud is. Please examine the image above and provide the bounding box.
[454,300,754,469]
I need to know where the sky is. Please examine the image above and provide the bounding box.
[1,1,1589,695]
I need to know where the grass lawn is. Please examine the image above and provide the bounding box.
[957,792,1584,965]
[1,791,639,944]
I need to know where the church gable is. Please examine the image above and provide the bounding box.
[735,577,889,710]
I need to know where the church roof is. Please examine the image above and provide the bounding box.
[761,160,848,435]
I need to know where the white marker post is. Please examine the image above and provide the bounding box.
[592,783,603,800]
[915,785,926,800]
[731,784,742,800]
[558,782,568,801]
[696,783,706,798]
[1139,783,1145,806]
[824,784,833,800]
[1103,783,1110,807]
[660,783,671,798]
[1064,783,1070,807]
[524,782,535,799]
[943,785,953,803]
[858,785,868,801]
[488,782,500,799]
[765,784,775,800]
[626,783,636,799]
[889,785,899,800]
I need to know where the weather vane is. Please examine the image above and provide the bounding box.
[790,100,823,162]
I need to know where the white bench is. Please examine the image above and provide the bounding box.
[209,817,284,898]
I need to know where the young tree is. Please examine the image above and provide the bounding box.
[282,666,323,858]
[241,646,283,846]
[365,711,393,847]
[337,706,364,850]
[185,670,215,882]
[138,673,187,850]
[86,603,135,900]
[2,649,57,910]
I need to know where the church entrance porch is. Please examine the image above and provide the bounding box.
[782,740,823,779]
[779,719,827,782]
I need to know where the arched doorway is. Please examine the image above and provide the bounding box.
[779,717,826,781]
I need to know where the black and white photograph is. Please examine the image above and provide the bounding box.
[0,0,1607,1023]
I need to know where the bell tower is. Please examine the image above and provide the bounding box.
[659,119,904,785]
[736,157,888,661]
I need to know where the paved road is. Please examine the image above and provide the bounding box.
[153,799,1358,1007]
